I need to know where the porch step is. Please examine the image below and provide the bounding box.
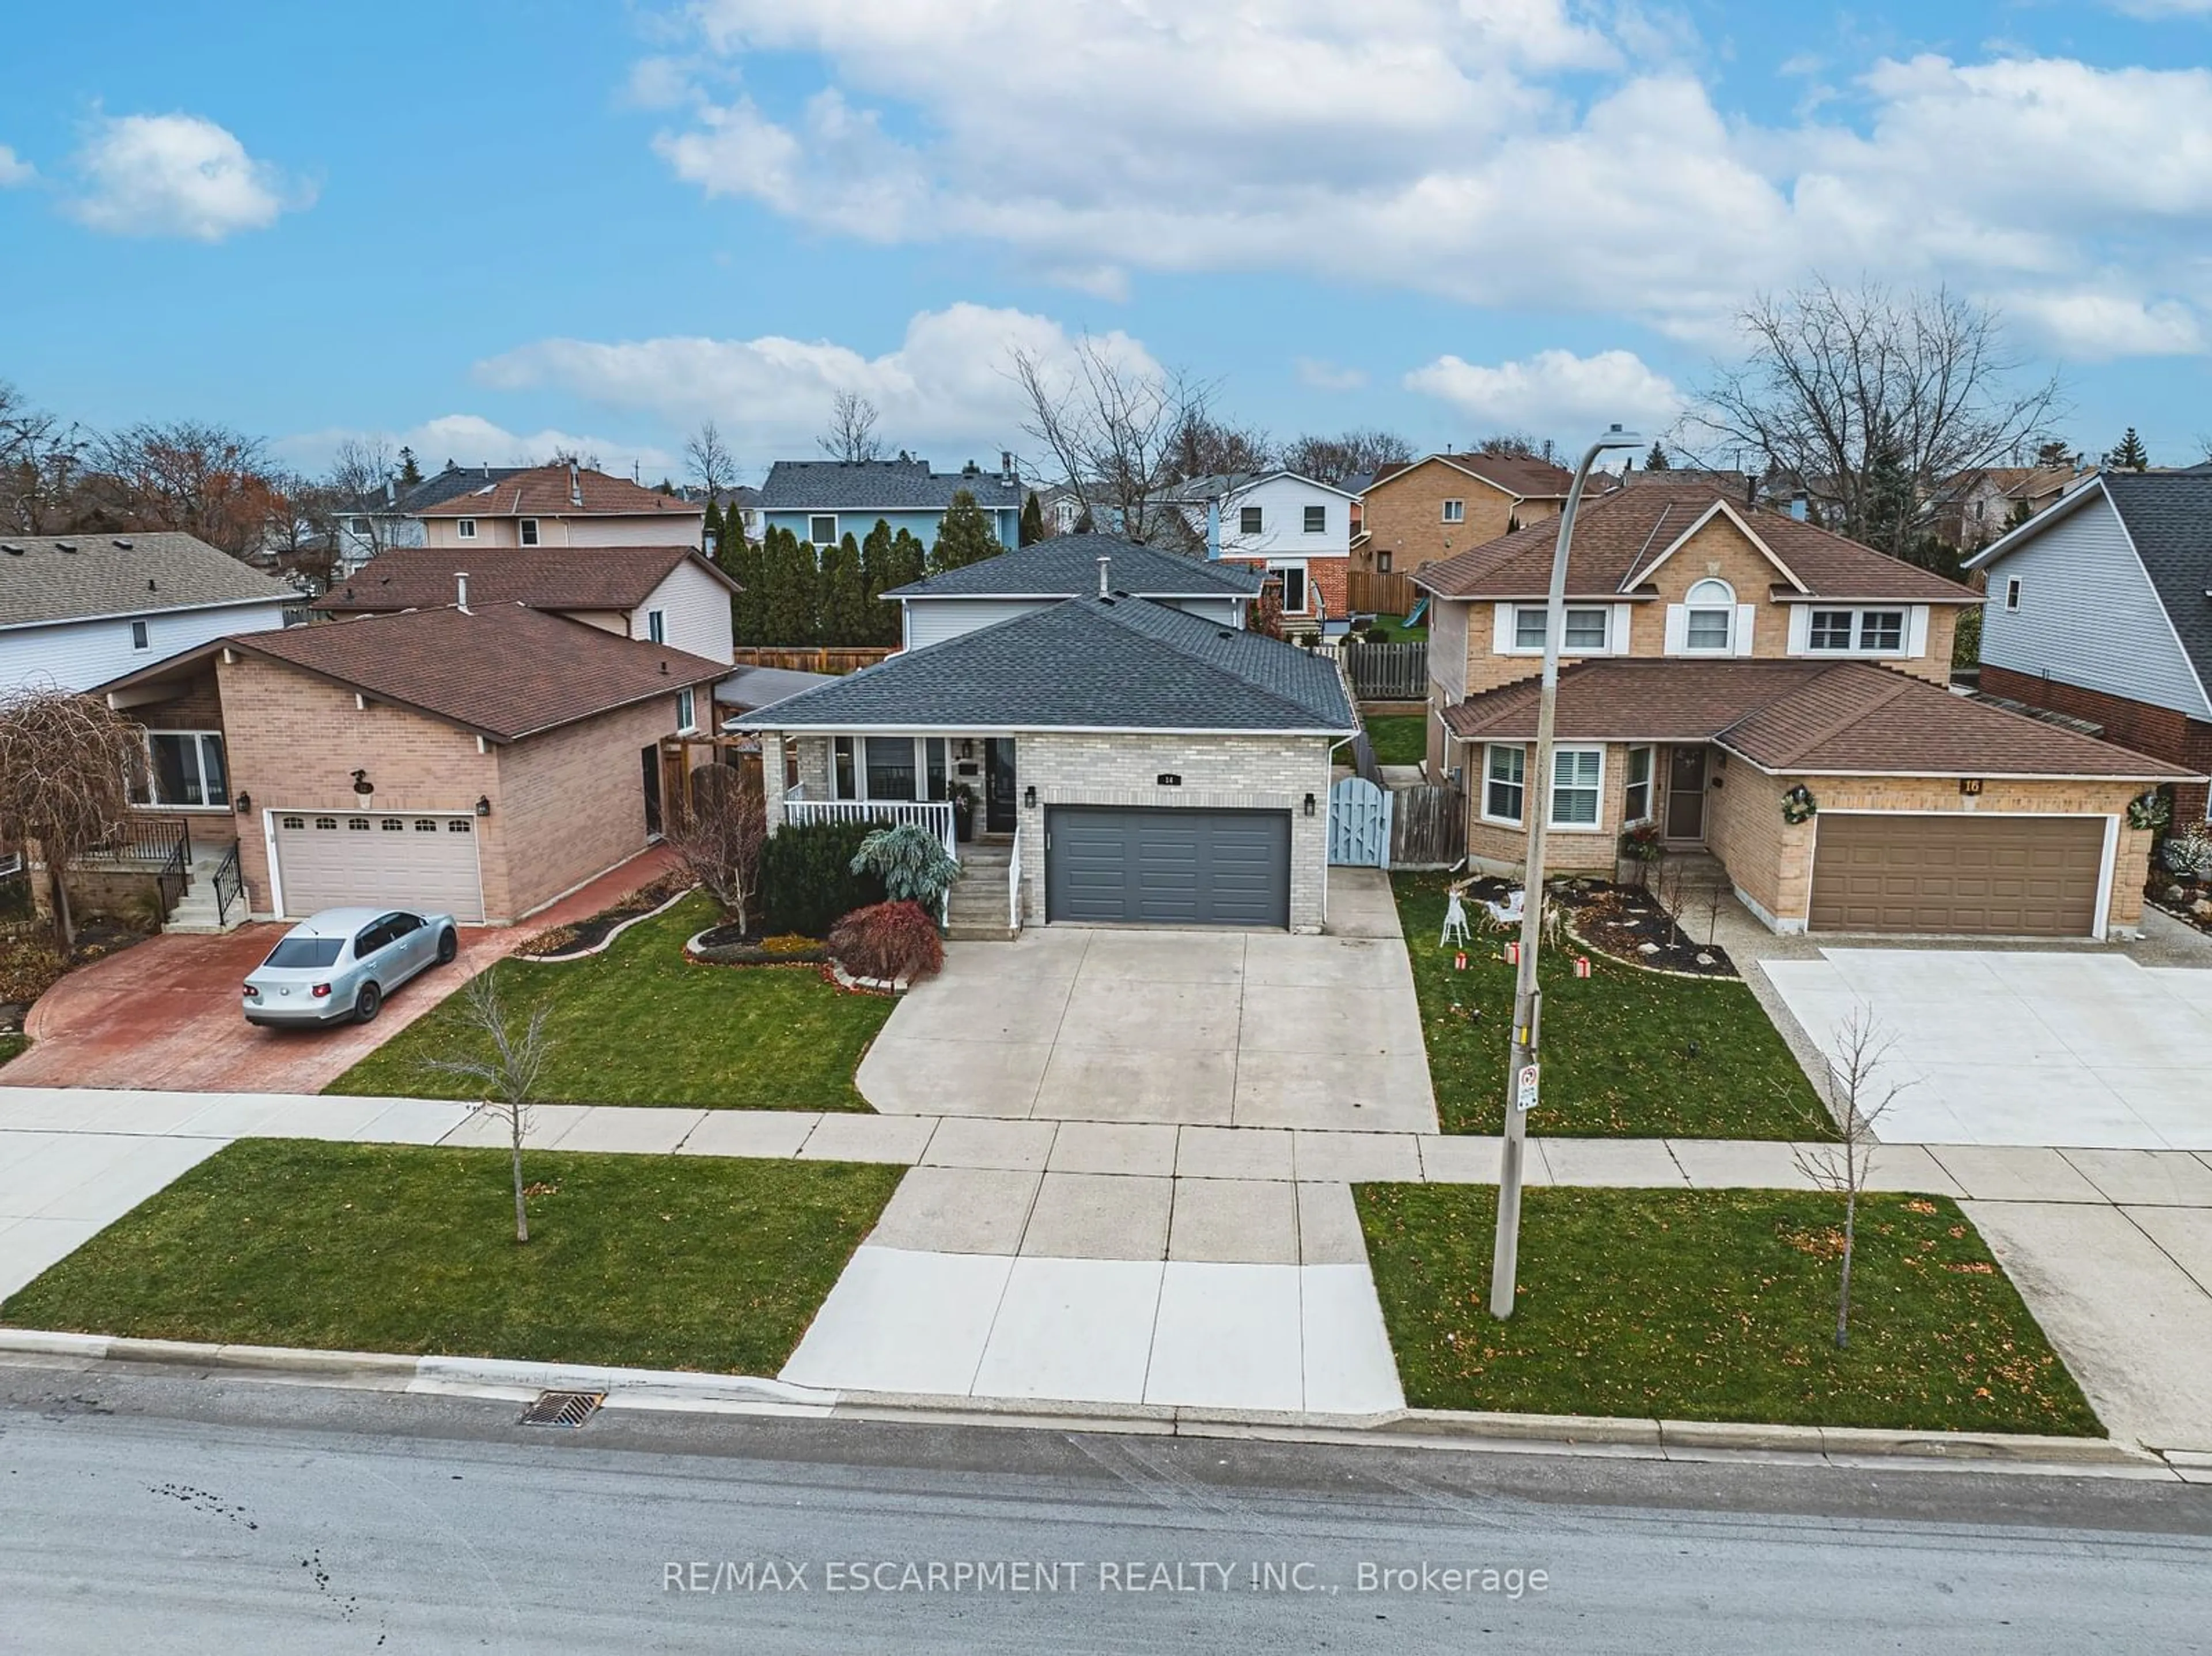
[162,857,250,936]
[946,921,1020,942]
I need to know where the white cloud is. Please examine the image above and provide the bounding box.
[69,112,309,240]
[2102,0,2212,14]
[277,417,676,479]
[1404,348,1684,437]
[646,7,2212,358]
[1999,290,2206,359]
[475,302,1156,461]
[1296,358,1369,392]
[0,146,33,187]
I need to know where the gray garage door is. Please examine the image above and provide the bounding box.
[1808,813,2103,937]
[1044,806,1290,929]
[272,810,487,923]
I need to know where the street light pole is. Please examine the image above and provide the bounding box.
[1489,423,1643,1320]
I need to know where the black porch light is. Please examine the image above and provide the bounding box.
[234,792,252,816]
[1302,792,1316,816]
[475,795,493,818]
[1022,785,1037,808]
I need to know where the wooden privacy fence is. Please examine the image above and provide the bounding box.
[1338,641,1428,701]
[728,645,893,674]
[1389,782,1465,869]
[1347,570,1421,616]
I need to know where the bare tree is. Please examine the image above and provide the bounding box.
[427,971,552,1245]
[1010,336,1212,546]
[0,381,92,535]
[93,418,286,557]
[1684,279,2064,562]
[1793,1008,1910,1348]
[817,392,884,464]
[1282,427,1414,484]
[1166,412,1273,482]
[0,687,140,950]
[685,420,738,496]
[1652,854,1688,950]
[667,766,766,932]
[324,435,402,573]
[1469,430,1560,464]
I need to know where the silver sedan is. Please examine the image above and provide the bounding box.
[243,907,460,1028]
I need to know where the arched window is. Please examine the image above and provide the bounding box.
[1685,578,1735,651]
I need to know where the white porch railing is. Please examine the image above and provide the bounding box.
[783,789,957,859]
[1007,835,1022,933]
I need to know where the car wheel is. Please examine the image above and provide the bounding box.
[435,927,458,965]
[354,982,382,1024]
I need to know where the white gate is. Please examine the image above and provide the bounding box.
[1328,776,1393,867]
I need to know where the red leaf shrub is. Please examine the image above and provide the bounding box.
[827,901,944,984]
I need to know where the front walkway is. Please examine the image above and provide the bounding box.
[3,848,677,1093]
[856,868,1436,1131]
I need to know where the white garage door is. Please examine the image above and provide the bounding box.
[272,810,486,923]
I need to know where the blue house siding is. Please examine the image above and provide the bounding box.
[763,507,1019,551]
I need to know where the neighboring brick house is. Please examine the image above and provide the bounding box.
[1416,482,2192,939]
[1355,452,1573,579]
[412,463,705,550]
[736,589,1355,935]
[1967,469,2212,824]
[96,604,724,925]
[316,543,738,674]
[1156,471,1360,625]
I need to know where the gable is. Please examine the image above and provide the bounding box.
[1368,454,1521,502]
[1978,489,2212,721]
[1630,501,1806,593]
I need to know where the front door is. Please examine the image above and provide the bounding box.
[984,738,1017,835]
[1665,746,1707,840]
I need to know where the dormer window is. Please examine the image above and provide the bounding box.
[519,518,540,546]
[456,518,478,540]
[1684,579,1735,651]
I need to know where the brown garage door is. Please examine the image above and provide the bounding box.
[1808,813,2104,937]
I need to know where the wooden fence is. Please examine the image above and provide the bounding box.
[1347,570,1421,616]
[728,645,895,674]
[1336,641,1428,700]
[1389,783,1465,869]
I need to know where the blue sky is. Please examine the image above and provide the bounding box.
[2,0,2208,482]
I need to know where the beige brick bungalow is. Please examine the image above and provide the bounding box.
[1417,483,2199,940]
[95,603,725,926]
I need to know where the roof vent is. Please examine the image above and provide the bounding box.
[112,538,133,550]
[569,461,583,507]
[1,545,19,556]
[1097,553,1111,597]
[1217,629,1233,640]
[147,579,157,592]
[56,541,76,553]
[456,571,471,613]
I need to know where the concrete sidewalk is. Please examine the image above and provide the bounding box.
[5,1087,2212,1448]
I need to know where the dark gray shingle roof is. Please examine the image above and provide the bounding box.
[737,596,1354,734]
[340,465,527,518]
[760,458,1024,513]
[0,532,296,628]
[884,535,1263,600]
[2101,472,2212,688]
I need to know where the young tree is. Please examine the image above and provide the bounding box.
[818,392,884,464]
[1010,334,1213,545]
[858,520,904,645]
[0,688,140,950]
[1793,1009,1910,1349]
[888,528,928,596]
[1685,279,2063,562]
[1643,440,1671,472]
[668,766,767,933]
[820,532,869,645]
[2107,427,2150,471]
[685,420,738,495]
[929,488,1000,574]
[396,446,425,488]
[763,526,821,645]
[1249,578,1286,641]
[2032,438,2075,469]
[1018,491,1045,546]
[427,971,552,1245]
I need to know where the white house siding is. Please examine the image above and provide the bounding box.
[1156,596,1245,627]
[903,598,1056,651]
[1015,731,1336,933]
[423,515,705,550]
[1206,475,1354,559]
[0,600,294,696]
[630,559,734,665]
[1980,491,2212,720]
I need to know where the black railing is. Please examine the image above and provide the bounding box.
[87,816,194,868]
[211,840,244,927]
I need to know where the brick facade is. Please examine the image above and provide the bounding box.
[1359,457,1560,577]
[1980,663,2212,825]
[1214,554,1348,626]
[211,651,677,923]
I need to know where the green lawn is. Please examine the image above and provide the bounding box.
[0,1033,21,1068]
[328,893,894,1109]
[1392,873,1828,1138]
[1365,612,1429,643]
[1358,1184,2098,1435]
[1364,714,1426,767]
[1,1139,900,1375]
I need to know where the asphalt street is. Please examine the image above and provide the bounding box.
[1,1363,2209,1654]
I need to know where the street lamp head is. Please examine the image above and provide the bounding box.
[1596,425,1644,449]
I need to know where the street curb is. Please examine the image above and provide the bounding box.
[0,1328,2168,1474]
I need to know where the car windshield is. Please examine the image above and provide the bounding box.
[264,937,344,969]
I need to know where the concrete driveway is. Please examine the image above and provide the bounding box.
[3,850,674,1095]
[1764,947,2212,1150]
[859,870,1437,1132]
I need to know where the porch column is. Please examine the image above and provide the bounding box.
[759,731,788,832]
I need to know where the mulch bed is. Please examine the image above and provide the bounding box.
[2146,878,2212,937]
[514,876,688,959]
[1551,878,1739,979]
[687,924,827,967]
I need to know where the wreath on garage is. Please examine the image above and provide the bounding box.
[1781,785,1819,825]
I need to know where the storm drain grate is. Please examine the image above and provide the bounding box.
[519,1390,605,1428]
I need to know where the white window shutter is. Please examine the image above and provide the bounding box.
[1492,603,1515,654]
[1734,604,1756,657]
[1611,603,1633,655]
[1663,604,1687,654]
[1907,606,1930,658]
[1785,605,1809,656]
